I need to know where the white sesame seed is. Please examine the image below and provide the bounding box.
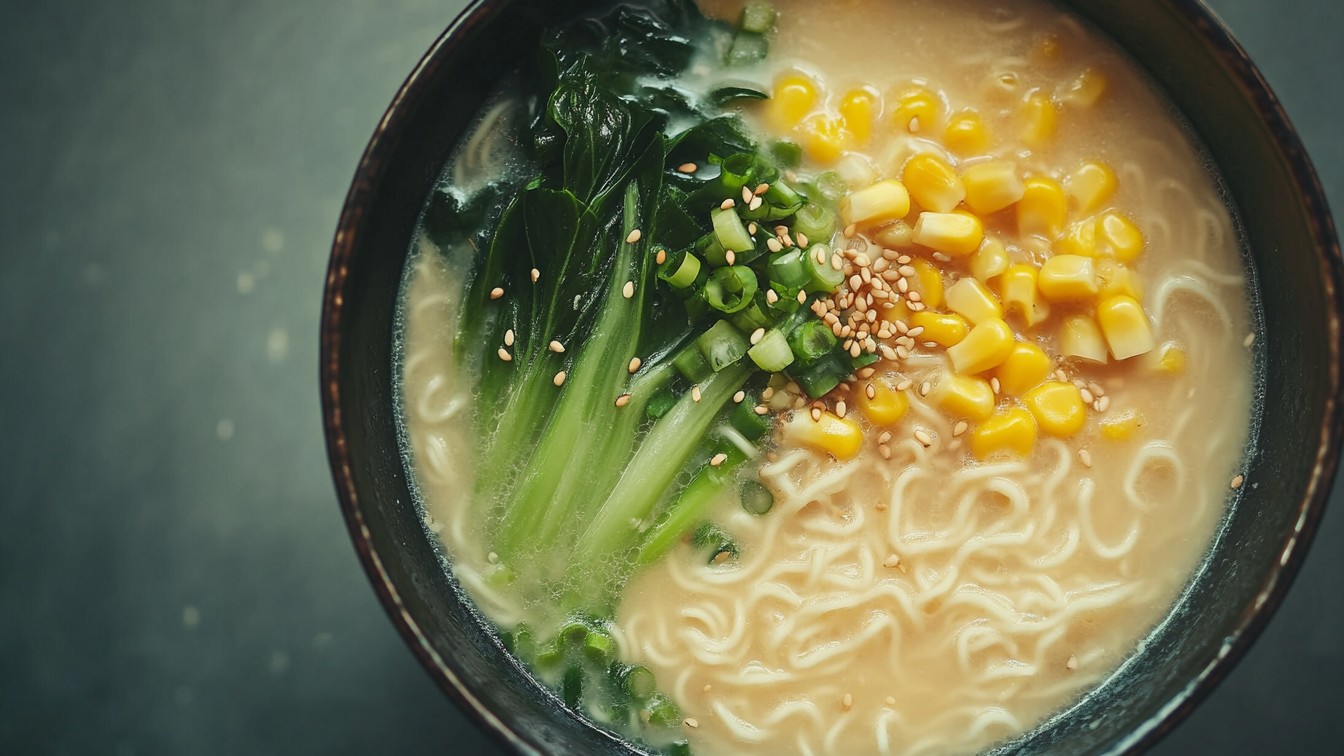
[749,196,763,211]
[709,453,727,467]
[907,291,922,303]
[505,329,515,346]
[748,222,757,235]
[1243,332,1255,348]
[683,717,700,729]
[656,249,667,265]
[842,693,854,710]
[742,186,754,204]
[626,229,642,244]
[797,233,809,248]
[1079,449,1092,468]
[678,162,697,174]
[615,394,631,407]
[487,551,499,563]
[732,391,746,404]
[991,377,1001,394]
[1098,395,1111,412]
[531,268,540,283]
[1231,474,1244,489]
[750,327,765,345]
[762,386,775,401]
[883,554,901,568]
[767,237,782,253]
[843,224,857,238]
[692,385,702,402]
[1080,388,1094,404]
[866,383,877,400]
[623,280,635,298]
[766,288,779,303]
[720,198,735,210]
[498,348,512,362]
[797,290,807,304]
[885,696,896,706]
[896,379,913,392]
[906,326,925,337]
[811,407,822,421]
[629,357,642,373]
[914,429,933,447]
[879,444,892,459]
[544,340,561,353]
[1066,655,1078,670]
[490,287,505,300]
[553,371,566,386]
[836,401,848,418]
[726,250,736,266]
[919,382,931,396]
[755,405,769,415]
[703,684,712,693]
[1089,382,1105,397]
[952,421,967,437]
[755,183,770,196]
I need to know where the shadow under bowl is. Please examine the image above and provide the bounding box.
[321,1,1344,754]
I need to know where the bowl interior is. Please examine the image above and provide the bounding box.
[321,1,1342,754]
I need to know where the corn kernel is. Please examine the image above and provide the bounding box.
[1020,90,1058,148]
[878,298,912,325]
[1100,409,1146,441]
[783,410,864,460]
[947,317,1016,374]
[1038,254,1100,302]
[1155,342,1186,375]
[1096,258,1144,302]
[913,211,983,257]
[1060,314,1108,363]
[1017,176,1067,239]
[1060,67,1108,108]
[891,84,940,132]
[970,407,1037,459]
[994,342,1053,396]
[945,277,1003,324]
[1056,219,1097,257]
[1096,295,1156,360]
[1023,382,1087,437]
[933,373,996,421]
[910,258,944,309]
[902,153,966,213]
[841,180,910,226]
[800,115,854,165]
[839,87,882,145]
[998,264,1051,328]
[875,219,915,248]
[944,109,990,155]
[1066,161,1118,214]
[769,74,819,131]
[962,161,1025,215]
[1098,211,1145,262]
[856,374,911,426]
[970,238,1011,283]
[909,310,969,347]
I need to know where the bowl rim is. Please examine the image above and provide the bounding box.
[320,1,1344,754]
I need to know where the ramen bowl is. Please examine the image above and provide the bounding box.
[319,1,1343,754]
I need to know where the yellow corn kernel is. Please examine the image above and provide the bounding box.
[970,407,1037,459]
[841,180,910,226]
[1023,382,1087,437]
[1019,90,1058,148]
[1017,176,1067,240]
[891,84,940,132]
[875,219,915,249]
[962,161,1025,215]
[1096,258,1144,302]
[1038,254,1100,302]
[769,74,819,131]
[1155,342,1187,375]
[944,109,990,155]
[1098,211,1145,263]
[840,87,882,145]
[877,297,912,325]
[1056,219,1098,258]
[1060,314,1108,363]
[994,342,1054,396]
[800,115,854,165]
[910,258,944,309]
[969,245,1009,292]
[945,277,1004,324]
[910,310,969,347]
[998,264,1051,328]
[1096,295,1156,360]
[1100,409,1146,441]
[902,153,966,213]
[783,410,864,460]
[856,374,911,426]
[912,211,983,257]
[1066,161,1118,214]
[947,317,1016,374]
[1060,66,1108,108]
[933,373,996,422]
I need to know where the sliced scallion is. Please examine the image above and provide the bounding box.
[711,206,754,253]
[739,479,774,515]
[748,328,794,371]
[697,320,750,372]
[704,265,758,313]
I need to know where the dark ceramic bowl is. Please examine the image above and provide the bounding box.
[320,1,1343,754]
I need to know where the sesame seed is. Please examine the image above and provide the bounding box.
[1080,388,1094,404]
[683,717,699,729]
[750,327,765,346]
[1066,655,1078,671]
[843,224,858,238]
[907,326,925,337]
[761,386,775,400]
[878,431,892,444]
[1089,382,1105,397]
[786,170,798,183]
[896,277,909,293]
[726,250,736,266]
[487,551,499,563]
[896,379,913,392]
[866,383,877,400]
[749,196,763,212]
[885,696,896,706]
[1243,332,1255,348]
[883,554,901,568]
[914,429,933,447]
[919,382,931,396]
[896,346,910,359]
[1098,395,1111,412]
[755,183,770,196]
[811,407,822,421]
[720,198,735,210]
[1055,369,1069,382]
[766,288,779,303]
[553,371,567,386]
[842,693,854,710]
[797,290,807,304]
[531,268,540,283]
[907,291,922,303]
[879,444,893,458]
[678,162,697,173]
[849,342,862,358]
[656,249,667,265]
[692,385,702,402]
[709,453,727,467]
[1079,449,1092,468]
[1231,474,1244,489]
[623,281,635,299]
[856,367,876,379]
[836,401,848,418]
[741,186,753,204]
[748,222,757,235]
[797,233,809,248]
[549,340,565,353]
[498,348,512,362]
[909,116,920,132]
[991,377,1001,394]
[898,265,916,277]
[767,237,782,253]
[755,405,769,415]
[629,357,642,373]
[490,287,505,300]
[732,390,746,404]
[703,684,713,692]
[786,381,801,393]
[505,329,515,346]
[953,421,968,437]
[615,394,631,407]
[626,229,642,244]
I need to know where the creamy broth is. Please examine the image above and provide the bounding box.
[399,1,1255,754]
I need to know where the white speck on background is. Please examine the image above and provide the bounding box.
[269,652,291,675]
[216,419,235,441]
[262,228,285,254]
[237,272,255,294]
[267,328,289,364]
[182,605,200,628]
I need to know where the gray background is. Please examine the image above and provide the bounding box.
[1,0,1340,754]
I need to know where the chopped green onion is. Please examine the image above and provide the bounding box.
[645,693,682,728]
[646,389,678,419]
[793,203,837,243]
[764,179,803,208]
[788,320,838,365]
[740,479,774,515]
[669,740,692,756]
[696,231,728,267]
[673,342,713,382]
[711,207,754,253]
[730,394,772,441]
[850,351,880,371]
[704,266,759,313]
[658,248,702,289]
[768,249,811,288]
[562,665,583,707]
[769,140,802,168]
[584,629,614,659]
[793,354,846,397]
[616,664,658,701]
[697,320,750,372]
[691,522,738,563]
[804,244,845,292]
[812,171,849,202]
[728,292,772,332]
[741,1,776,34]
[726,31,768,66]
[748,329,794,371]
